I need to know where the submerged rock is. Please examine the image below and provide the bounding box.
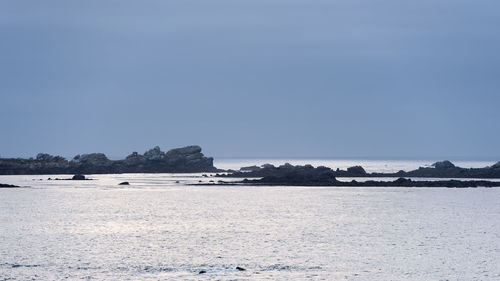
[0,183,19,188]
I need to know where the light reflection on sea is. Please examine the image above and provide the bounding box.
[1,159,499,280]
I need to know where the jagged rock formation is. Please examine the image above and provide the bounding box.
[221,160,500,179]
[380,160,500,178]
[0,145,217,175]
[214,164,500,187]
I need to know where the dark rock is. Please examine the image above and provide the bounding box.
[240,165,261,172]
[221,160,500,179]
[394,177,412,185]
[72,153,111,166]
[118,182,130,185]
[236,266,246,271]
[143,146,165,161]
[261,163,275,169]
[0,183,19,188]
[36,153,54,162]
[432,160,456,169]
[199,270,207,274]
[239,172,500,187]
[124,152,144,165]
[346,166,366,175]
[72,174,86,180]
[242,164,338,185]
[216,163,500,188]
[166,145,201,156]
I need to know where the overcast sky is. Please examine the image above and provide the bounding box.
[1,0,499,159]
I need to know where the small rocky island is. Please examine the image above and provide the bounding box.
[0,145,217,175]
[222,160,500,179]
[216,163,500,188]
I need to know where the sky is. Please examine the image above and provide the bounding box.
[1,0,499,160]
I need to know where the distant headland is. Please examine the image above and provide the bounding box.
[0,145,218,175]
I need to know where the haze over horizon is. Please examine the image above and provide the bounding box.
[2,0,499,160]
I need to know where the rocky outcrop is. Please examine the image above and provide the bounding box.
[70,153,112,174]
[220,163,336,180]
[384,160,500,178]
[239,165,261,172]
[143,146,165,161]
[0,145,217,175]
[164,145,214,171]
[221,160,500,179]
[346,165,367,175]
[218,164,500,188]
[432,160,455,169]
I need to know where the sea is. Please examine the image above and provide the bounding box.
[1,159,499,280]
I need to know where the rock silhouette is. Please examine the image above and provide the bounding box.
[221,160,500,179]
[216,164,500,188]
[0,145,217,175]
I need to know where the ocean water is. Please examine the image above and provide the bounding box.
[1,160,500,280]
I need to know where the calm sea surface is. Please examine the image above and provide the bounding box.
[1,160,499,280]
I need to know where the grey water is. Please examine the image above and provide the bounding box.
[1,160,500,280]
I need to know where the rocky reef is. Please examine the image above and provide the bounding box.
[222,160,500,179]
[217,164,500,187]
[0,145,217,175]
